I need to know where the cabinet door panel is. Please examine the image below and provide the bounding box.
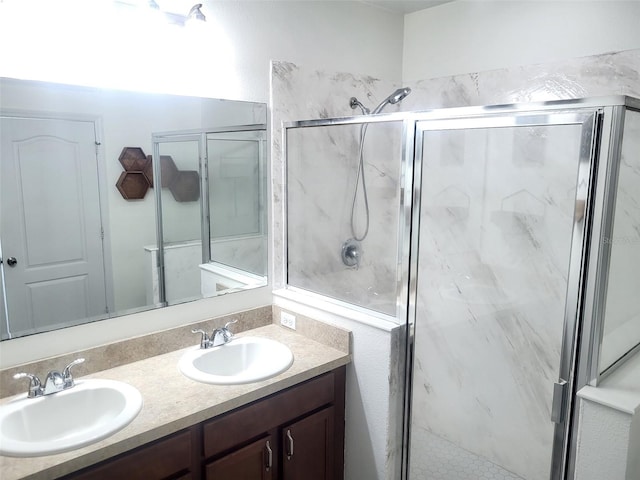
[282,407,335,480]
[203,371,335,458]
[205,435,274,480]
[65,429,193,480]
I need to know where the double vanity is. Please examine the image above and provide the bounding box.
[0,312,351,480]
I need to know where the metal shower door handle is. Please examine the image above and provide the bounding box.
[551,379,568,424]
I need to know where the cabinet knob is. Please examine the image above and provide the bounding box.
[286,429,294,460]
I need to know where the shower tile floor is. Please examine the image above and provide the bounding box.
[409,426,525,480]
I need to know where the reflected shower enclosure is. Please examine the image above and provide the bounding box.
[284,96,640,480]
[149,127,267,306]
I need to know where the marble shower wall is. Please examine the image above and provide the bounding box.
[286,120,403,315]
[270,61,402,299]
[271,49,640,308]
[401,49,640,111]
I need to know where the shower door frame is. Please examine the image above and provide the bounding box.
[282,113,416,326]
[404,105,604,480]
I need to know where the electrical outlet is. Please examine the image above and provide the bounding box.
[280,311,296,330]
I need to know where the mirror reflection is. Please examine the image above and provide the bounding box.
[0,77,268,340]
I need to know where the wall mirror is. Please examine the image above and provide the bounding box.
[0,77,268,340]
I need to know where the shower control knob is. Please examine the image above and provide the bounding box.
[341,239,362,268]
[6,257,17,267]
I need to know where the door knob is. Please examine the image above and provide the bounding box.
[6,257,17,267]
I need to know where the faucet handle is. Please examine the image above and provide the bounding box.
[222,319,238,340]
[62,358,85,386]
[192,328,210,349]
[223,319,238,331]
[13,372,43,398]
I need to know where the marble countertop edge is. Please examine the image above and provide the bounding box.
[0,324,351,480]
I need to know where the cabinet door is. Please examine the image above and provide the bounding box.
[65,428,194,480]
[282,407,335,480]
[205,435,275,480]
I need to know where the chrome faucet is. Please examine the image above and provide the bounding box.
[192,319,238,349]
[13,358,85,398]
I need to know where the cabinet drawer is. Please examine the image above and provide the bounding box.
[203,371,335,458]
[65,428,193,480]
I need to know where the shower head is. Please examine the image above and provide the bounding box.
[371,87,412,114]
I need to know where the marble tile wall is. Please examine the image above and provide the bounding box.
[270,61,403,306]
[401,49,640,111]
[286,120,403,315]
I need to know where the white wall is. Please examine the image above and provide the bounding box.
[403,0,640,82]
[0,0,404,103]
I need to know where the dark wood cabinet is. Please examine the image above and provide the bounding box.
[282,407,334,480]
[205,434,275,480]
[65,428,196,480]
[61,367,345,480]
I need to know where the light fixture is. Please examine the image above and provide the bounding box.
[161,3,206,26]
[138,1,206,26]
[187,4,206,22]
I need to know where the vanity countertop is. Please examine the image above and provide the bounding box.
[0,324,351,480]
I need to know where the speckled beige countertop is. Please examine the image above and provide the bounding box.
[0,324,351,480]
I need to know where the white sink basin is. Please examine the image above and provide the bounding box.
[0,379,143,457]
[178,336,294,385]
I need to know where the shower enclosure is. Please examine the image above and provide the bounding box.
[284,96,640,480]
[151,125,268,305]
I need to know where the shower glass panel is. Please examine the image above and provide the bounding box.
[599,108,640,372]
[409,115,594,480]
[206,130,267,276]
[287,120,404,316]
[156,138,202,305]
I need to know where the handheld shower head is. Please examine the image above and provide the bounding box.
[371,87,412,114]
[388,87,411,104]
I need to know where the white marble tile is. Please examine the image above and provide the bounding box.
[402,49,640,111]
[271,60,402,313]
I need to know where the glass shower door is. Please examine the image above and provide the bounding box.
[152,135,203,305]
[408,112,598,480]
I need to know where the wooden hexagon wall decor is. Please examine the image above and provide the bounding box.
[118,147,149,171]
[143,155,179,188]
[169,171,200,202]
[116,171,149,200]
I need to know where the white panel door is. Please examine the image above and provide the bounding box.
[1,117,107,337]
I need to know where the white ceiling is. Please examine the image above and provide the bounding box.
[360,0,453,14]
